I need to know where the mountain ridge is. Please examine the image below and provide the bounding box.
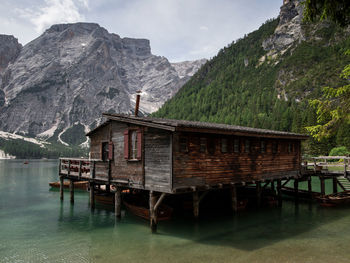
[0,22,206,146]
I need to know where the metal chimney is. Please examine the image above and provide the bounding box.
[135,90,141,117]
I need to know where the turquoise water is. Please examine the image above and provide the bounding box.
[1,159,350,263]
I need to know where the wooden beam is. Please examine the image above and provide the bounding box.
[271,180,275,194]
[294,179,299,202]
[60,176,64,201]
[69,179,74,204]
[90,183,95,210]
[320,177,325,196]
[149,191,158,233]
[154,193,166,211]
[333,177,338,194]
[256,182,262,208]
[193,191,199,219]
[308,176,312,195]
[115,187,121,218]
[231,184,238,212]
[277,179,282,207]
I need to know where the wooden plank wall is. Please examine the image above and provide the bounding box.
[144,128,172,192]
[173,132,301,188]
[110,122,143,185]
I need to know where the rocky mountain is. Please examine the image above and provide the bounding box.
[153,0,350,155]
[0,23,206,145]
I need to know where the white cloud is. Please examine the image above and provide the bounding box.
[199,26,209,31]
[17,0,88,33]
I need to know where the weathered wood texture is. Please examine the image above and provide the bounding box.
[89,122,144,185]
[111,122,143,185]
[173,133,301,188]
[144,128,172,192]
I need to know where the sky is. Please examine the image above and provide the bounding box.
[0,0,282,62]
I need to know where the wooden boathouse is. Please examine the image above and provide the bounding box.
[59,113,308,231]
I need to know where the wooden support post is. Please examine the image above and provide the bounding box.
[193,191,199,219]
[78,160,82,179]
[69,179,74,204]
[308,176,312,195]
[106,185,110,193]
[320,177,325,196]
[256,182,262,207]
[277,179,282,207]
[149,191,157,233]
[333,177,338,194]
[230,184,238,212]
[90,182,95,209]
[115,187,121,218]
[294,179,299,201]
[271,180,275,194]
[59,176,64,201]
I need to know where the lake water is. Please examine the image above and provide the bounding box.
[0,159,350,263]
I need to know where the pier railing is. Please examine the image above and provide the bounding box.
[302,156,350,176]
[59,158,108,180]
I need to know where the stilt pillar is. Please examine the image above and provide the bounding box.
[59,176,64,201]
[89,182,95,209]
[115,187,121,218]
[320,176,325,196]
[332,177,338,194]
[193,191,199,219]
[294,178,299,202]
[106,184,110,193]
[149,191,157,233]
[308,176,312,195]
[271,180,275,195]
[230,184,238,212]
[277,179,282,207]
[69,179,74,204]
[256,182,262,207]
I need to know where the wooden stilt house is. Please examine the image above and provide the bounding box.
[59,113,308,231]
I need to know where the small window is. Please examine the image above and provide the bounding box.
[180,137,188,153]
[288,142,292,153]
[130,130,138,159]
[200,138,207,153]
[124,129,142,160]
[221,138,228,153]
[208,138,216,155]
[261,141,266,153]
[272,141,278,154]
[245,139,250,153]
[233,138,240,153]
[102,142,109,161]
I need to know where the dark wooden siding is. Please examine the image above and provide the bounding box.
[110,122,143,185]
[144,128,172,192]
[173,132,301,188]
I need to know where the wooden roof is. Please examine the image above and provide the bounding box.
[86,113,309,139]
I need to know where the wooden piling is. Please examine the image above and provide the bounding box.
[294,179,299,201]
[193,191,199,218]
[59,176,64,201]
[149,191,157,233]
[320,176,325,196]
[277,179,282,207]
[308,176,312,194]
[271,180,275,194]
[90,182,95,209]
[333,177,338,194]
[230,184,238,212]
[69,179,74,204]
[115,187,121,218]
[256,182,262,207]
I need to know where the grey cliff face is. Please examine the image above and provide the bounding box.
[0,35,22,105]
[262,0,304,52]
[0,23,205,141]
